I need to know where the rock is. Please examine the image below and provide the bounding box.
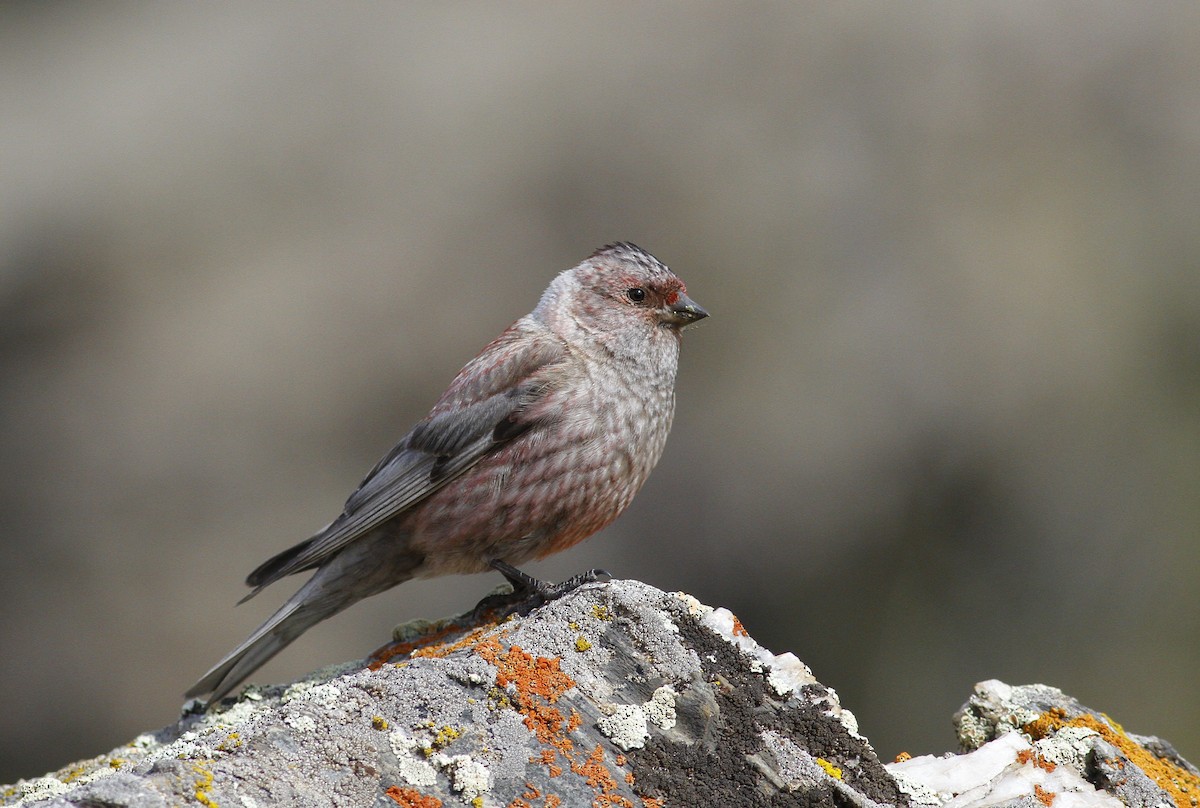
[0,581,898,807]
[888,679,1200,808]
[2,581,1196,807]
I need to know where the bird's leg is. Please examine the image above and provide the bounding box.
[465,560,610,622]
[548,566,614,596]
[370,562,615,666]
[489,559,612,599]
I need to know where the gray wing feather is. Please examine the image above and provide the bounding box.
[246,382,547,592]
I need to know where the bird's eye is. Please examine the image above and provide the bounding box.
[626,287,647,303]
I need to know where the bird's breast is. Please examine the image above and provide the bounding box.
[407,363,677,575]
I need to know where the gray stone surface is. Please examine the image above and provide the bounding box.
[3,583,1196,808]
[1,581,897,807]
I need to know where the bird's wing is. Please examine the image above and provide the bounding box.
[243,329,567,594]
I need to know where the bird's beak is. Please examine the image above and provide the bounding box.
[666,293,708,327]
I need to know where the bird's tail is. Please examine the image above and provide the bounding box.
[186,573,354,706]
[188,531,423,707]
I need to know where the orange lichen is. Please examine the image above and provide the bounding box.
[505,781,565,807]
[368,623,464,669]
[531,749,564,778]
[731,615,750,637]
[1024,710,1200,808]
[384,786,443,807]
[570,744,634,808]
[523,703,572,752]
[478,644,575,703]
[1023,708,1068,740]
[894,752,913,763]
[393,624,637,806]
[413,625,508,661]
[1033,784,1055,806]
[1017,748,1057,773]
[641,799,665,808]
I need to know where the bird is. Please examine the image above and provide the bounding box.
[186,242,707,706]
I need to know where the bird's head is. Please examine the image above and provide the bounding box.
[536,243,707,347]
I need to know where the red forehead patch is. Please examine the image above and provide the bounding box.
[617,273,683,305]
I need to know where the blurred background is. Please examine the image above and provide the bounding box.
[2,2,1198,785]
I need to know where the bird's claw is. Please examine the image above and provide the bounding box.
[547,567,612,597]
[475,560,611,618]
[489,559,611,598]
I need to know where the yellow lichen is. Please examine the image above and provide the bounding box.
[57,765,89,784]
[432,725,462,749]
[192,762,218,807]
[214,731,243,753]
[816,757,843,780]
[487,686,513,711]
[574,636,592,652]
[372,716,389,731]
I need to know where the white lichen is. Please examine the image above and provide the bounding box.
[432,754,491,801]
[389,732,438,787]
[597,704,650,751]
[644,686,678,730]
[4,776,73,806]
[1034,725,1104,771]
[284,713,317,732]
[597,686,678,750]
[673,592,712,618]
[281,681,342,707]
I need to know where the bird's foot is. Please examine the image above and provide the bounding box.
[468,560,611,620]
[490,559,612,598]
[371,563,614,665]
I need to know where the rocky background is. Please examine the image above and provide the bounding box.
[2,2,1199,785]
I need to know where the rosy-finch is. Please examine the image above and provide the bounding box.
[187,242,706,705]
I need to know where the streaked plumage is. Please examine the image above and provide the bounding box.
[187,242,706,705]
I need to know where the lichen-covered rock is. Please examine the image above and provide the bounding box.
[888,680,1200,808]
[5,585,1195,808]
[0,580,900,807]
